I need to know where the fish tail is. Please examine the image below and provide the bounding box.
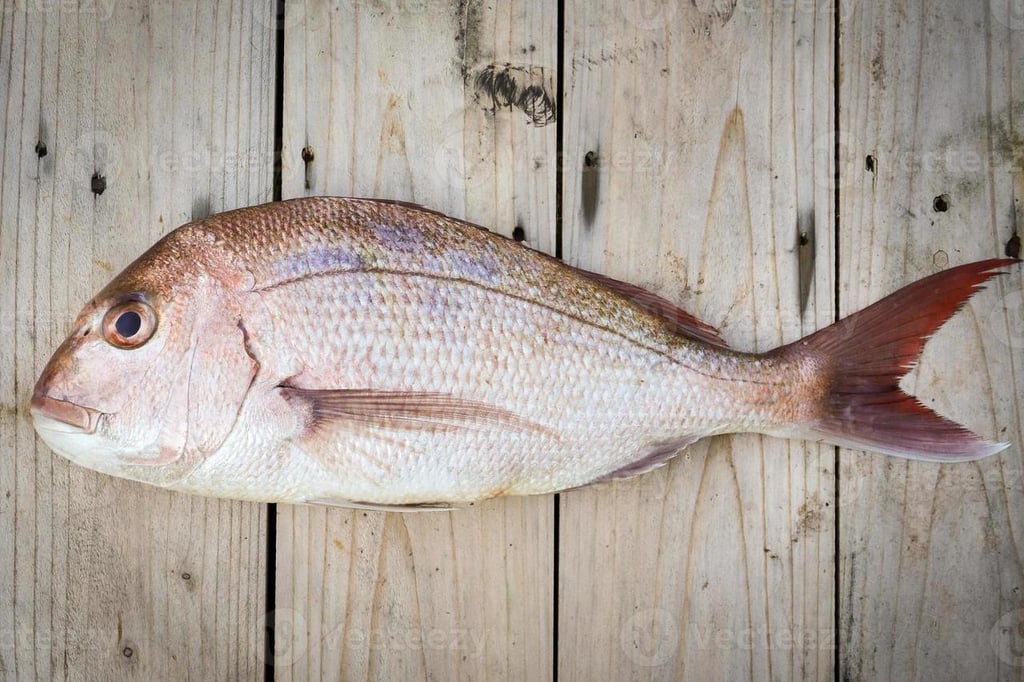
[781,258,1018,461]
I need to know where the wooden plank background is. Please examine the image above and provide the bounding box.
[838,2,1024,680]
[558,1,836,680]
[0,2,272,680]
[273,1,556,679]
[0,0,1021,680]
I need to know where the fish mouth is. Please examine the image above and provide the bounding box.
[30,392,102,434]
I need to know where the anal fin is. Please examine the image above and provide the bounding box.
[594,434,703,483]
[304,497,458,512]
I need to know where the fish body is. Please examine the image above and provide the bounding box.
[30,198,1015,508]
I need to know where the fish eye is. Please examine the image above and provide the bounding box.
[116,311,141,337]
[102,300,157,349]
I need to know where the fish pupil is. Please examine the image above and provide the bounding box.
[116,311,142,338]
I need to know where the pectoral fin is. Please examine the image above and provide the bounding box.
[279,386,550,436]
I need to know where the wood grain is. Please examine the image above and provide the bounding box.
[5,2,1024,679]
[558,1,836,679]
[0,2,272,678]
[838,1,1024,679]
[275,0,556,678]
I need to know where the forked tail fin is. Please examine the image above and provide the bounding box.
[785,258,1018,461]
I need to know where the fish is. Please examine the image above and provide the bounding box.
[29,197,1019,510]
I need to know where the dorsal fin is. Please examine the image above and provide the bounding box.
[576,268,729,348]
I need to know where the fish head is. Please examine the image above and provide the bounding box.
[31,228,258,488]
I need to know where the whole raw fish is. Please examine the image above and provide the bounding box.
[30,198,1017,509]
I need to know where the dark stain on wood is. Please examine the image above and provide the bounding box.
[455,0,484,76]
[472,63,556,126]
[90,173,106,196]
[301,145,315,190]
[870,47,886,86]
[840,552,862,682]
[1011,175,1022,259]
[581,149,600,229]
[988,102,1024,169]
[689,0,737,40]
[797,208,815,315]
[35,120,50,177]
[795,495,824,538]
[693,0,737,27]
[192,197,210,221]
[1006,232,1021,259]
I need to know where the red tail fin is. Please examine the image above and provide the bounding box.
[787,258,1018,461]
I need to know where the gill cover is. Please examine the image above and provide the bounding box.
[186,315,259,454]
[117,311,258,483]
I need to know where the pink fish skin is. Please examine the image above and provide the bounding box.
[29,197,1018,510]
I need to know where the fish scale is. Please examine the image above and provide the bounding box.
[30,197,1016,509]
[243,272,720,501]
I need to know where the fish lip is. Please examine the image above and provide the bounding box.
[29,392,102,434]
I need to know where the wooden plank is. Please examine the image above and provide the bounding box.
[274,1,556,678]
[0,2,272,678]
[838,1,1024,679]
[559,1,836,679]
